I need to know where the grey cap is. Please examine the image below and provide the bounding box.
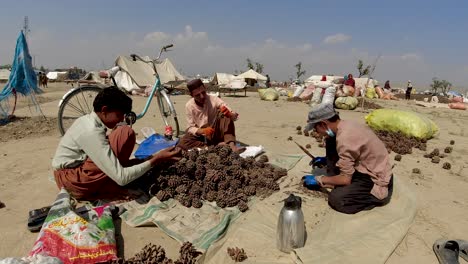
[304,103,337,131]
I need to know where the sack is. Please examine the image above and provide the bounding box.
[450,97,464,103]
[375,86,384,98]
[29,189,117,264]
[321,86,336,105]
[299,85,315,100]
[342,85,355,97]
[316,81,332,89]
[448,102,466,110]
[309,88,324,106]
[365,87,377,99]
[258,88,279,101]
[292,85,305,97]
[365,109,439,139]
[335,96,358,110]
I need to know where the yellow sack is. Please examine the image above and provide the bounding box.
[258,88,279,101]
[365,109,439,139]
[335,96,358,110]
[365,87,377,99]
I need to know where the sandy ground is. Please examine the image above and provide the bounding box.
[1,82,468,263]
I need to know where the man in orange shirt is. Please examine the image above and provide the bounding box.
[177,79,242,152]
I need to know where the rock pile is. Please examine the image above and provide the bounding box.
[148,145,288,212]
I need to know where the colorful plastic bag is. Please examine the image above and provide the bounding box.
[29,189,117,264]
[365,109,439,139]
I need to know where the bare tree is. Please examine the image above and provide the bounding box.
[357,59,371,77]
[295,62,306,81]
[255,62,264,74]
[246,58,254,70]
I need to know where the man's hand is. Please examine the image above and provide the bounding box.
[302,175,323,189]
[149,146,181,166]
[198,127,215,138]
[309,156,327,168]
[220,106,231,118]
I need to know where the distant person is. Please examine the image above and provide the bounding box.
[384,80,391,92]
[52,87,181,201]
[177,79,243,152]
[42,74,48,88]
[37,72,43,88]
[321,75,327,81]
[405,80,413,100]
[266,74,271,88]
[344,74,355,88]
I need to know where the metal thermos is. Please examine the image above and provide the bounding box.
[276,194,305,252]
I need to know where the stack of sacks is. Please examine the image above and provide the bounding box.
[299,84,316,100]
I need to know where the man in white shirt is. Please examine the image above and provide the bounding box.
[52,87,180,201]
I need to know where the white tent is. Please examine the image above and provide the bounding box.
[211,73,235,87]
[46,71,68,81]
[237,69,267,81]
[79,71,105,85]
[114,55,185,93]
[0,69,10,82]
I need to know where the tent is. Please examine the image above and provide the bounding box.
[46,71,68,81]
[114,55,185,93]
[210,73,236,87]
[237,69,267,81]
[305,75,341,85]
[0,69,10,82]
[78,71,105,86]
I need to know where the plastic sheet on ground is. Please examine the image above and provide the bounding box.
[119,154,304,252]
[202,174,417,264]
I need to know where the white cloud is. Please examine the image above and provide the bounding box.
[323,33,351,44]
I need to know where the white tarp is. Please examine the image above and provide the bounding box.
[0,69,10,81]
[79,71,104,84]
[354,77,379,89]
[237,69,267,81]
[305,75,340,84]
[114,56,185,92]
[211,73,235,87]
[46,71,67,80]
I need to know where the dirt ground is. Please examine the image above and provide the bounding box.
[1,82,468,263]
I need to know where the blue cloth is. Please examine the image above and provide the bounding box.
[0,31,42,101]
[134,134,179,159]
[309,156,327,168]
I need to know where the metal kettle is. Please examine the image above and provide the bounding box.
[276,194,305,252]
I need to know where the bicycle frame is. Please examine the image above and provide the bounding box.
[134,78,177,120]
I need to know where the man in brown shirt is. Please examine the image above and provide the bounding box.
[177,79,242,152]
[303,104,393,214]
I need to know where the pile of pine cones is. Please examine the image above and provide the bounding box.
[105,242,201,264]
[148,145,288,212]
[374,131,427,155]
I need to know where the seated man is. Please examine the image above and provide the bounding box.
[303,104,393,214]
[52,87,181,201]
[177,79,242,152]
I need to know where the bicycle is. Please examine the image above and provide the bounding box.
[57,44,180,138]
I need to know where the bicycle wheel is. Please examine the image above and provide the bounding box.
[157,90,180,138]
[57,86,102,135]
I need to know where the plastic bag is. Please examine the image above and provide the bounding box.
[335,96,358,110]
[258,88,279,101]
[365,109,439,139]
[321,86,336,105]
[292,85,305,97]
[309,88,324,107]
[134,133,179,159]
[365,87,377,99]
[299,85,315,100]
[29,189,117,264]
[448,102,466,110]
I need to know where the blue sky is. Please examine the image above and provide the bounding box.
[1,0,467,90]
